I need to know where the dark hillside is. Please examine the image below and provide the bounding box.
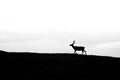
[0,51,120,80]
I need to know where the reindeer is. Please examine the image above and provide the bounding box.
[69,40,87,55]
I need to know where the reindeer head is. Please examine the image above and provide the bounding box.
[69,40,75,46]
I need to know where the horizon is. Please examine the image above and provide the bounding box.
[0,0,120,57]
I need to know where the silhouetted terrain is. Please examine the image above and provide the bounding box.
[0,50,120,80]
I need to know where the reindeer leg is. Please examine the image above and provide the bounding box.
[82,51,84,55]
[84,50,87,55]
[74,50,76,54]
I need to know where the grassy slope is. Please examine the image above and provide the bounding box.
[0,50,120,80]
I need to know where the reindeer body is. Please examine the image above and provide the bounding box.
[70,41,87,55]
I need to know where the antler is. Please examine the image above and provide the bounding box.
[73,40,75,44]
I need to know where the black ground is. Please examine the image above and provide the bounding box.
[0,50,120,80]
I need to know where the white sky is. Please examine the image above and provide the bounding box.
[0,0,120,57]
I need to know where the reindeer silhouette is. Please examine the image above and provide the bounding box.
[69,40,87,55]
